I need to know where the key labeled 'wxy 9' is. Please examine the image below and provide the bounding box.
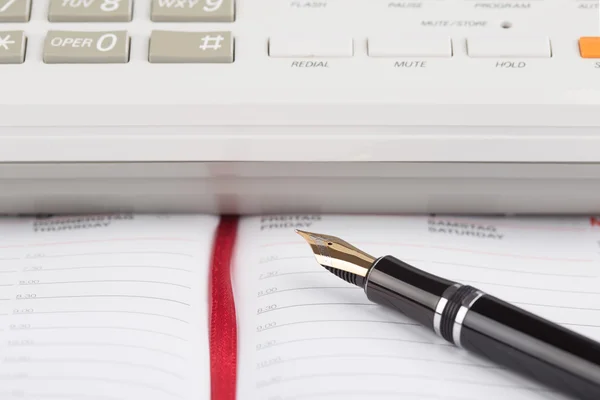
[151,0,235,22]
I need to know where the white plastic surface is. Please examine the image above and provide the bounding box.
[0,0,598,165]
[268,34,354,57]
[466,35,552,57]
[368,36,453,57]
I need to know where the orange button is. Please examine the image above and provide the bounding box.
[579,37,600,58]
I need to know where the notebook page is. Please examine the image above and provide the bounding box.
[0,213,219,400]
[233,215,600,400]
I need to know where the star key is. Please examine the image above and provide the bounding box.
[0,34,15,50]
[0,31,26,64]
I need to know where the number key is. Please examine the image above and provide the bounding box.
[43,31,130,64]
[48,0,133,22]
[151,0,234,22]
[0,0,31,22]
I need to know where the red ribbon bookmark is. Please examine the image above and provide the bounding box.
[209,215,239,400]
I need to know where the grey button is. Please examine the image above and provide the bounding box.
[149,30,234,63]
[0,0,31,22]
[48,0,133,22]
[44,31,130,64]
[151,0,234,22]
[0,31,26,64]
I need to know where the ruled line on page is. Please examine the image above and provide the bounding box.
[258,241,594,263]
[4,358,186,379]
[256,303,376,314]
[12,310,190,324]
[258,287,360,297]
[459,279,600,295]
[403,258,596,278]
[24,265,193,273]
[16,279,192,289]
[0,393,122,400]
[257,257,594,278]
[12,341,188,360]
[256,337,453,351]
[15,295,190,306]
[26,251,195,259]
[512,302,600,312]
[256,320,420,332]
[0,375,185,398]
[257,353,501,370]
[259,271,329,280]
[256,372,553,391]
[11,326,188,341]
[281,390,474,400]
[0,237,200,249]
[259,256,315,264]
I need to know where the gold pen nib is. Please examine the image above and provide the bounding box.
[295,230,376,284]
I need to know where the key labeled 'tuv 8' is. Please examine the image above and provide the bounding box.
[48,0,133,22]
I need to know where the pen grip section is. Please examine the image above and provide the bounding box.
[460,295,600,399]
[365,255,457,330]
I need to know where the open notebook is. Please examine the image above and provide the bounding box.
[0,214,599,399]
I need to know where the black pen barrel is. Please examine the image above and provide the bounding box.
[460,295,600,399]
[364,255,600,399]
[365,255,458,332]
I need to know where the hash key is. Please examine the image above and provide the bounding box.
[148,31,234,63]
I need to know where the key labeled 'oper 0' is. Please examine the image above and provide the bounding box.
[43,30,130,63]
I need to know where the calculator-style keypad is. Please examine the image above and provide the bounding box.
[48,0,133,22]
[0,0,31,22]
[149,30,233,63]
[0,0,598,65]
[43,30,130,63]
[0,0,237,63]
[0,30,25,63]
[151,0,234,22]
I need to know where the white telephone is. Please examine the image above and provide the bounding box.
[0,0,599,214]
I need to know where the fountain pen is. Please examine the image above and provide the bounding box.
[295,229,600,399]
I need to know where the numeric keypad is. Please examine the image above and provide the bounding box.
[0,0,238,64]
